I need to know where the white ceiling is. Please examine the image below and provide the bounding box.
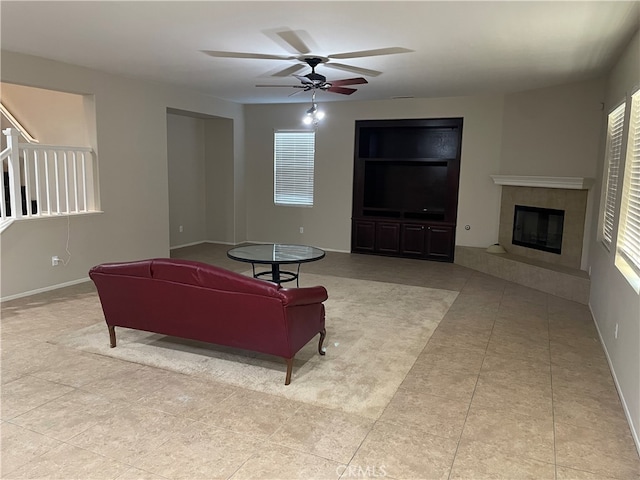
[1,1,639,104]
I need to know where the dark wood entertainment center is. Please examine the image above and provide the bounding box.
[351,118,463,262]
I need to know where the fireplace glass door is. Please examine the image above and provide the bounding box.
[512,205,564,254]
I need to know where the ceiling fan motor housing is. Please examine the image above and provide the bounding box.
[304,57,327,84]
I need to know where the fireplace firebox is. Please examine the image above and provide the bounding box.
[512,205,565,254]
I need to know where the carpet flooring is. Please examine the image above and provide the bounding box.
[54,273,457,419]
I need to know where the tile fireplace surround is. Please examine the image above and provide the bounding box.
[499,186,587,269]
[455,176,594,305]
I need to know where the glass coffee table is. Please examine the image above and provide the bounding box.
[227,243,325,285]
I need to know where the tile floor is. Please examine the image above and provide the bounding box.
[1,243,639,479]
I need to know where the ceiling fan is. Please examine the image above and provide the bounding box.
[256,57,368,96]
[203,29,412,95]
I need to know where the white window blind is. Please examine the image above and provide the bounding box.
[274,131,315,206]
[602,102,626,250]
[617,90,640,275]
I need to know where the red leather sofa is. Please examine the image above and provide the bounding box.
[89,258,328,385]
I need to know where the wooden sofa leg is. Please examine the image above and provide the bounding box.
[108,325,116,348]
[285,358,293,385]
[318,328,326,356]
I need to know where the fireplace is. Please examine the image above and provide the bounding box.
[494,182,590,269]
[512,205,565,254]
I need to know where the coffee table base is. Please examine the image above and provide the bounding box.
[252,263,301,286]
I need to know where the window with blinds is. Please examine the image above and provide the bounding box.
[274,131,315,206]
[601,102,626,250]
[617,89,640,276]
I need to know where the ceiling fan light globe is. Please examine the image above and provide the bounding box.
[316,111,325,120]
[303,115,313,125]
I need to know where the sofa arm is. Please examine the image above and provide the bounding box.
[280,286,328,306]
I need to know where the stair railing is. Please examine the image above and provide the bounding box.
[1,128,98,226]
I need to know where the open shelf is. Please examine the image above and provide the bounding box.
[358,121,462,160]
[362,208,402,218]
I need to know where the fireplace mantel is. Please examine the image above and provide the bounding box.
[491,175,594,190]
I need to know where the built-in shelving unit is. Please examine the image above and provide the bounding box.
[351,118,463,262]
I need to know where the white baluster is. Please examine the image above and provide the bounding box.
[72,151,78,213]
[3,128,22,219]
[34,150,41,217]
[63,151,69,214]
[22,148,31,216]
[81,152,87,212]
[44,150,51,215]
[54,150,60,214]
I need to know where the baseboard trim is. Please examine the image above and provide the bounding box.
[1,277,91,302]
[589,302,640,457]
[170,240,208,250]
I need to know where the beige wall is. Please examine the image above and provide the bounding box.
[167,113,206,247]
[0,51,244,299]
[500,78,605,177]
[0,82,90,146]
[244,95,505,251]
[205,117,235,244]
[588,30,640,451]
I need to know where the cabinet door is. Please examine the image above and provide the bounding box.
[426,225,454,260]
[401,224,426,255]
[376,222,401,254]
[352,220,376,252]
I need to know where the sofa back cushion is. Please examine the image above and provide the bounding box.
[90,259,153,278]
[91,258,285,298]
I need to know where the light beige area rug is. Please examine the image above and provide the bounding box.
[55,274,457,419]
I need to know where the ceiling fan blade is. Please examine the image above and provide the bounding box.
[293,74,315,85]
[328,47,413,60]
[288,89,307,97]
[271,64,306,77]
[327,86,357,95]
[324,63,383,77]
[255,84,306,88]
[203,50,295,60]
[276,29,311,55]
[330,77,368,87]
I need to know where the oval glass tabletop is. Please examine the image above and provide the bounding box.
[227,244,325,264]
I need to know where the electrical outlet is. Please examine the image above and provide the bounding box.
[179,225,183,233]
[51,256,61,266]
[299,227,304,234]
[615,323,619,339]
